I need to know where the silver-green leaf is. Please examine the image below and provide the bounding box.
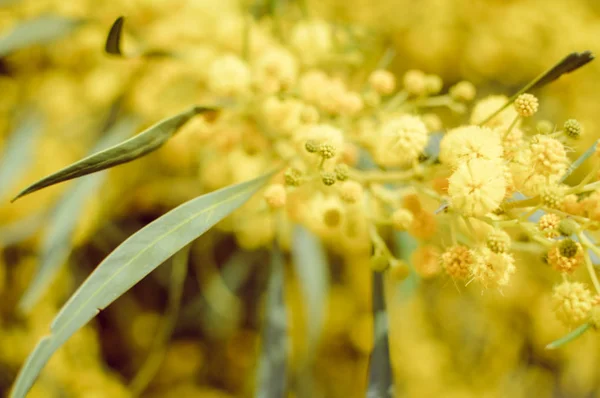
[0,15,84,56]
[256,242,288,398]
[18,117,141,313]
[0,109,43,201]
[12,106,217,201]
[8,170,275,398]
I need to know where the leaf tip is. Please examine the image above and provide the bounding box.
[105,16,125,56]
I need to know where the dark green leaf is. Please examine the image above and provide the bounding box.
[12,106,218,202]
[0,15,84,56]
[103,16,171,59]
[531,51,595,91]
[0,109,43,201]
[256,242,288,398]
[8,169,275,398]
[366,272,393,398]
[18,117,141,312]
[105,16,124,56]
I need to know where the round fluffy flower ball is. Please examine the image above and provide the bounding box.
[207,54,251,96]
[448,158,506,217]
[471,247,516,289]
[369,69,396,95]
[253,47,298,93]
[441,245,474,280]
[552,281,594,326]
[290,20,332,65]
[374,115,428,167]
[529,135,568,178]
[439,125,503,168]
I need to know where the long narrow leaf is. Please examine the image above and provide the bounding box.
[560,139,598,183]
[0,109,43,200]
[12,106,217,201]
[18,117,141,312]
[366,272,393,398]
[256,242,288,398]
[291,225,329,358]
[130,244,190,395]
[9,170,275,398]
[0,15,84,56]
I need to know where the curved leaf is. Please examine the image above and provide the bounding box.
[105,16,124,56]
[0,15,84,56]
[18,117,141,312]
[9,170,275,398]
[0,109,43,200]
[12,106,217,201]
[256,242,288,398]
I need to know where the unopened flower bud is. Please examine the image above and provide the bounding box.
[564,119,582,139]
[514,93,538,117]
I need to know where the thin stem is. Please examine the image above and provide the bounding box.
[503,115,521,141]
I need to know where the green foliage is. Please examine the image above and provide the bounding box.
[256,242,288,398]
[9,170,275,398]
[366,272,393,398]
[0,15,84,56]
[12,106,217,201]
[0,109,44,201]
[18,117,141,313]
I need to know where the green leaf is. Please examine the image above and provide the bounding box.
[530,51,595,91]
[12,106,217,202]
[8,170,275,398]
[0,15,84,56]
[18,117,141,313]
[0,211,47,246]
[130,244,190,395]
[291,226,329,356]
[0,109,43,201]
[366,272,393,398]
[545,322,591,350]
[256,242,288,398]
[104,16,124,56]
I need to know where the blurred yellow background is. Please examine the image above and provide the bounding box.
[1,0,600,397]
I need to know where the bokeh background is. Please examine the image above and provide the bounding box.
[1,0,600,397]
